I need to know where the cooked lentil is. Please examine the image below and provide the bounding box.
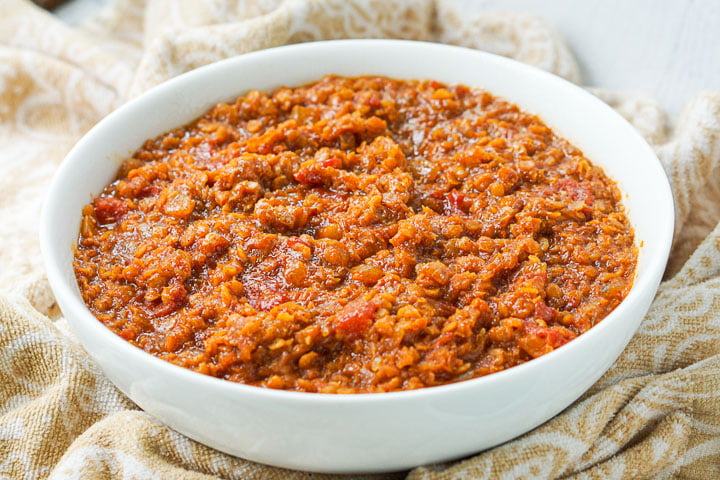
[74,75,637,393]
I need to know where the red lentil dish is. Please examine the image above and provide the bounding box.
[74,75,637,393]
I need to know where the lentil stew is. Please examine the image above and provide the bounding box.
[74,75,637,393]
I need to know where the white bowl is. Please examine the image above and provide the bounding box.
[41,40,673,473]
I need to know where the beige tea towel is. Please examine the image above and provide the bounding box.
[1,0,719,478]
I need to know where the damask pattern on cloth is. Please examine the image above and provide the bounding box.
[1,0,719,479]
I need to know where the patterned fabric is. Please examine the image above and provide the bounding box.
[1,0,719,478]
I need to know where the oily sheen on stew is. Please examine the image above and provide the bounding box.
[73,75,637,393]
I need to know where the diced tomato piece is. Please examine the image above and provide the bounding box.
[151,279,188,318]
[93,197,128,225]
[445,190,469,214]
[246,287,289,311]
[138,184,162,198]
[555,178,595,206]
[521,319,577,358]
[431,331,454,349]
[318,155,341,168]
[295,164,324,185]
[544,327,576,349]
[534,299,557,322]
[335,299,378,337]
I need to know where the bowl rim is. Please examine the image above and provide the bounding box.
[40,38,675,405]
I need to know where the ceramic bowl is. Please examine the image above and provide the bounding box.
[41,39,674,473]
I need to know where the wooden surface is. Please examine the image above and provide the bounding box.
[473,0,720,117]
[56,0,719,117]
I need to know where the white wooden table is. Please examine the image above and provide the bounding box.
[477,0,720,117]
[56,0,719,117]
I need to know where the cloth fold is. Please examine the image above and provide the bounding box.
[1,0,719,478]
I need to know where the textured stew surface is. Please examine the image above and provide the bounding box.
[74,75,637,393]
